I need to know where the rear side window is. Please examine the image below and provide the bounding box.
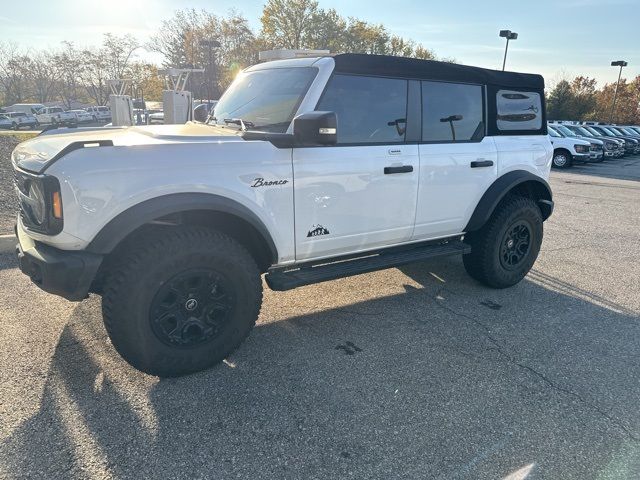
[496,90,542,131]
[317,74,408,144]
[421,81,484,142]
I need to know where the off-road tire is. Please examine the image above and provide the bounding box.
[102,226,262,377]
[463,195,543,288]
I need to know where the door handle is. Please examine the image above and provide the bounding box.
[384,165,413,174]
[470,160,494,168]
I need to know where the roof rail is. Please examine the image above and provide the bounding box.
[258,49,331,62]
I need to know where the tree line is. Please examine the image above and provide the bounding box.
[546,76,640,124]
[0,0,441,108]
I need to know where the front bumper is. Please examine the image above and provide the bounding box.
[573,153,591,163]
[15,223,103,301]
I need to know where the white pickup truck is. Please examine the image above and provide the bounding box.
[35,107,77,127]
[12,53,553,377]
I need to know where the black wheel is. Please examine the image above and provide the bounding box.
[102,226,263,377]
[11,122,18,131]
[52,118,58,127]
[463,196,543,288]
[552,150,572,169]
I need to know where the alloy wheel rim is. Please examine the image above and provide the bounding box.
[500,220,532,270]
[149,269,235,348]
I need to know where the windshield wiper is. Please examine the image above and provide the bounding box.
[223,118,255,131]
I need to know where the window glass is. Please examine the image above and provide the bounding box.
[496,90,542,131]
[213,67,317,133]
[422,81,484,142]
[547,126,561,137]
[317,74,408,144]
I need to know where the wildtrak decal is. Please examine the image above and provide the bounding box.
[251,177,289,188]
[307,225,330,237]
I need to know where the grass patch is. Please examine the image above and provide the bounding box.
[0,131,39,142]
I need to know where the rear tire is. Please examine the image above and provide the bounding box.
[102,226,263,377]
[552,150,572,169]
[463,196,543,288]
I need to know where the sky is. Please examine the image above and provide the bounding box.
[1,0,639,87]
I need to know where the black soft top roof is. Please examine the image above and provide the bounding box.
[332,54,544,90]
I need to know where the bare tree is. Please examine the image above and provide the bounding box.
[0,42,30,105]
[53,42,85,108]
[23,51,59,103]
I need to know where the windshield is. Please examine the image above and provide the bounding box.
[547,126,561,137]
[601,127,619,136]
[555,125,576,137]
[211,67,317,133]
[575,126,593,137]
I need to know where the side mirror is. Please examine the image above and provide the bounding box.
[293,111,337,146]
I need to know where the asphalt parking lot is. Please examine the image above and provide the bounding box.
[0,154,639,479]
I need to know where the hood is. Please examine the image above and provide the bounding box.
[12,123,242,174]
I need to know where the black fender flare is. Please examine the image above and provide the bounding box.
[86,193,278,262]
[464,170,553,232]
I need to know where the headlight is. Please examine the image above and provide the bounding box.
[605,142,616,150]
[28,180,46,225]
[574,144,589,153]
[14,171,63,235]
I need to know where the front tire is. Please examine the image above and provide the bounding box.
[552,150,572,169]
[463,196,543,288]
[102,227,263,377]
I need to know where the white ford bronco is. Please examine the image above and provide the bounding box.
[12,54,554,377]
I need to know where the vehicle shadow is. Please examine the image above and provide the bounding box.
[2,258,640,479]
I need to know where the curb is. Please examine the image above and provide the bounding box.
[0,234,16,254]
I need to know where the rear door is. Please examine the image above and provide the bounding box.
[413,81,498,240]
[293,74,420,261]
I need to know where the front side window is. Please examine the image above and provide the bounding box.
[317,74,408,144]
[212,67,317,133]
[422,81,484,142]
[496,90,542,131]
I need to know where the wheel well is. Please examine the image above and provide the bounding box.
[506,180,553,219]
[92,209,275,294]
[554,148,571,157]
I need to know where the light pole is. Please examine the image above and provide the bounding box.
[499,30,518,71]
[199,39,221,103]
[609,60,628,123]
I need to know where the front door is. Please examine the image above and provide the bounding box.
[293,74,419,262]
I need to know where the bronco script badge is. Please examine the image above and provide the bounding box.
[251,178,289,187]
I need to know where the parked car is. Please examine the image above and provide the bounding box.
[68,109,93,124]
[6,103,45,116]
[148,111,164,124]
[549,123,603,162]
[609,126,640,152]
[580,125,626,157]
[5,111,38,130]
[588,124,638,155]
[85,106,112,123]
[547,125,591,168]
[12,53,554,377]
[561,124,622,159]
[35,106,77,127]
[0,114,13,130]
